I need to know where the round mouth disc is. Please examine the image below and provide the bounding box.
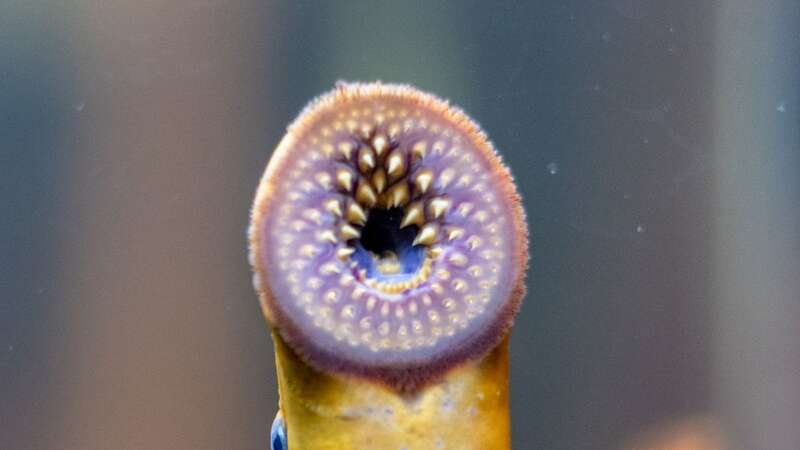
[249,82,528,389]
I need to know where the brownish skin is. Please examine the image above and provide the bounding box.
[249,82,527,449]
[274,331,511,450]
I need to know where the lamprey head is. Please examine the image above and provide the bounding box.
[249,82,528,391]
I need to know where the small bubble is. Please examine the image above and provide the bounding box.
[8,345,14,352]
[636,224,645,233]
[642,137,649,144]
[601,31,612,43]
[776,101,787,113]
[73,101,85,112]
[546,162,559,175]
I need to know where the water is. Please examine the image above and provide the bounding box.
[1,1,798,449]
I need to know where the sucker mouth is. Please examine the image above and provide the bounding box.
[249,82,528,388]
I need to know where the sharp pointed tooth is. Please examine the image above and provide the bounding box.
[439,168,455,188]
[411,141,427,159]
[336,168,354,192]
[386,149,406,179]
[386,182,410,207]
[317,230,338,244]
[427,197,451,219]
[429,245,444,258]
[371,134,388,156]
[323,198,342,217]
[448,252,468,267]
[336,247,355,260]
[400,201,425,228]
[388,123,401,139]
[457,202,474,216]
[315,172,332,189]
[355,179,377,207]
[338,141,354,159]
[319,262,341,275]
[358,146,376,173]
[372,168,387,193]
[446,227,465,241]
[360,123,375,139]
[346,202,367,225]
[413,223,438,246]
[413,169,433,194]
[340,224,361,240]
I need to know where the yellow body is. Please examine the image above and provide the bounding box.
[273,332,511,450]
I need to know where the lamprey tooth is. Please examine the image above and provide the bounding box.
[371,133,388,156]
[411,140,427,159]
[359,123,375,139]
[317,230,338,244]
[355,179,377,207]
[346,201,367,225]
[413,169,433,195]
[336,247,355,260]
[319,262,341,275]
[448,252,468,267]
[386,149,406,179]
[427,197,451,220]
[315,172,332,190]
[358,146,376,173]
[371,168,387,193]
[335,168,354,192]
[399,201,425,228]
[446,226,465,241]
[439,168,455,188]
[387,122,401,139]
[337,141,354,159]
[457,202,474,216]
[385,181,410,207]
[413,223,439,246]
[340,223,361,241]
[429,245,444,258]
[323,198,342,217]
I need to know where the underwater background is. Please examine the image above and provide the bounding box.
[2,1,798,449]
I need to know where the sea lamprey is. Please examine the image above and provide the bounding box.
[249,81,529,449]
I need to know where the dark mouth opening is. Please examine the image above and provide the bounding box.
[353,207,425,278]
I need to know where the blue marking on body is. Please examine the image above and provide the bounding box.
[271,411,287,450]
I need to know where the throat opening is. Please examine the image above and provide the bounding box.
[356,208,424,277]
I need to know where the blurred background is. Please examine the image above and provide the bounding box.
[1,1,798,449]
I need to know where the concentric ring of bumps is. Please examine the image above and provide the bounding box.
[249,82,528,390]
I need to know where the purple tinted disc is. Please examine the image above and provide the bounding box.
[249,82,528,388]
